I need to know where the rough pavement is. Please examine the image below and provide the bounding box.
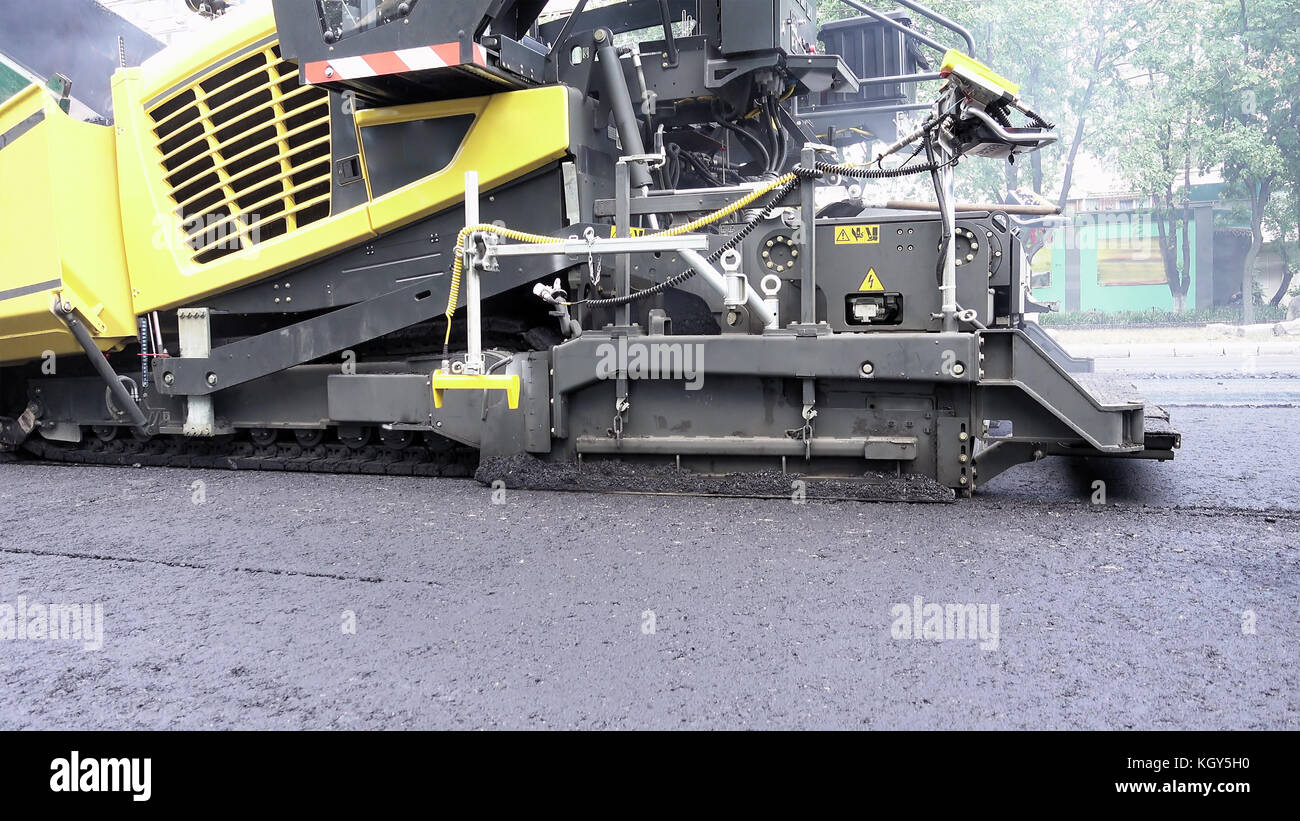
[0,405,1296,730]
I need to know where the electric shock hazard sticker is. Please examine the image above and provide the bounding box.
[835,224,880,244]
[859,268,885,292]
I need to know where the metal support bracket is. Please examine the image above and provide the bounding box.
[176,308,227,436]
[799,145,818,325]
[432,371,520,410]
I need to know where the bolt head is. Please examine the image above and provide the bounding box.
[205,373,218,386]
[860,362,874,376]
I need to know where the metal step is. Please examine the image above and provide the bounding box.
[1140,405,1181,452]
[1070,374,1148,408]
[978,330,1145,453]
[1020,320,1094,374]
[1072,376,1181,453]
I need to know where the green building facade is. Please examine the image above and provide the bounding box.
[1029,203,1216,313]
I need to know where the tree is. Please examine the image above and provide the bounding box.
[1103,0,1207,310]
[1215,125,1283,321]
[817,0,1299,316]
[821,0,1079,202]
[818,0,1162,209]
[1228,0,1300,308]
[1264,187,1297,305]
[1051,0,1168,212]
[1112,75,1199,312]
[1199,0,1293,324]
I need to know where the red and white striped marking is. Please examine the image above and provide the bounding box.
[305,43,487,84]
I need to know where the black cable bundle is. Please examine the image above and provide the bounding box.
[796,159,946,179]
[581,178,799,309]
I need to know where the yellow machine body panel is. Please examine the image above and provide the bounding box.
[113,6,375,315]
[0,85,135,366]
[358,86,572,234]
[3,3,575,364]
[113,4,572,314]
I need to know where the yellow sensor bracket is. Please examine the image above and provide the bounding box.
[939,50,1019,105]
[431,370,521,410]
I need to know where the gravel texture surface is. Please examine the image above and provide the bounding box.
[1,406,1296,729]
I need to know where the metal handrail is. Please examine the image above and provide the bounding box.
[856,71,942,88]
[836,0,976,57]
[888,0,976,55]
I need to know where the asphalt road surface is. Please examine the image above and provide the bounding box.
[1,392,1296,729]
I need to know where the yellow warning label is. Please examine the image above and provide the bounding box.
[609,226,647,238]
[835,224,880,245]
[859,268,885,292]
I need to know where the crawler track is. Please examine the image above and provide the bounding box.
[17,433,477,477]
[14,433,956,502]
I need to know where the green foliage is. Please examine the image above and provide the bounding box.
[821,1,1085,201]
[818,0,1299,313]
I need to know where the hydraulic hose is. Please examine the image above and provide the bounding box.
[54,302,149,429]
[717,119,771,176]
[595,31,653,191]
